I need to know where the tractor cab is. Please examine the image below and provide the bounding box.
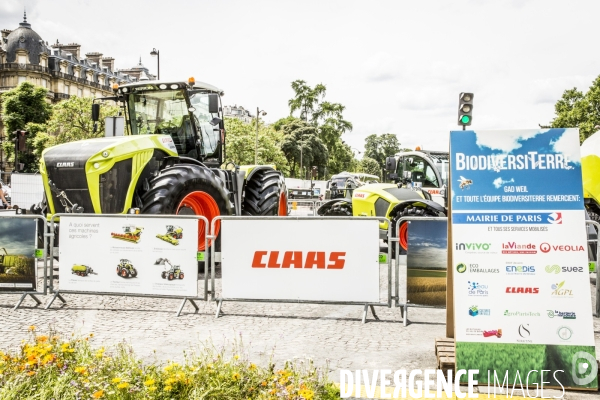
[95,78,225,168]
[386,150,449,207]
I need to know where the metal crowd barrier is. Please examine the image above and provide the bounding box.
[209,216,393,323]
[587,220,600,317]
[44,213,209,316]
[0,214,49,310]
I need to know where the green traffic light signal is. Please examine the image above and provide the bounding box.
[461,115,470,124]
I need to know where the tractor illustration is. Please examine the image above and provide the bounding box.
[71,264,96,276]
[116,259,137,278]
[111,225,144,243]
[156,225,183,245]
[154,258,184,281]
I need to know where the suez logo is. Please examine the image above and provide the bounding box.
[540,243,585,253]
[505,287,539,294]
[545,264,585,273]
[251,251,345,269]
[56,162,75,168]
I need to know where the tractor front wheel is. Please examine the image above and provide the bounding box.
[242,168,287,216]
[140,165,233,252]
[121,269,128,278]
[179,272,184,279]
[161,271,166,279]
[130,269,137,278]
[168,273,174,281]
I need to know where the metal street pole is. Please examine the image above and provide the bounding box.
[255,107,259,165]
[300,144,303,179]
[150,48,160,80]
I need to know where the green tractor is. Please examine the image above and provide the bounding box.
[317,151,448,256]
[34,77,287,253]
[116,259,137,278]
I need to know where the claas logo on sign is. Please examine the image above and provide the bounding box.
[252,251,346,269]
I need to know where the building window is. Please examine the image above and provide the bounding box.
[78,88,83,97]
[17,54,27,64]
[18,76,26,84]
[64,85,70,95]
[41,78,47,88]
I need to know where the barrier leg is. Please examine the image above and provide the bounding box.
[403,304,408,327]
[362,304,369,324]
[369,305,379,321]
[215,299,223,318]
[13,293,26,310]
[45,291,66,309]
[176,298,200,317]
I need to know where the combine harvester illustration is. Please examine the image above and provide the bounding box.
[156,225,183,245]
[111,225,144,243]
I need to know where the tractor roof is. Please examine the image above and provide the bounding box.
[119,80,224,96]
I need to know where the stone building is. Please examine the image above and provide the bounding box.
[223,105,254,124]
[0,12,156,171]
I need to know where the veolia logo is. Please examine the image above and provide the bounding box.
[540,243,585,253]
[455,243,491,251]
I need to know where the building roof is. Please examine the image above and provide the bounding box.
[3,11,48,65]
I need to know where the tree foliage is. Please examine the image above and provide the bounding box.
[364,133,402,170]
[32,97,119,160]
[224,117,288,172]
[360,156,381,177]
[280,119,328,178]
[546,75,600,143]
[288,80,326,122]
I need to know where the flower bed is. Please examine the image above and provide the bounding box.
[0,327,339,399]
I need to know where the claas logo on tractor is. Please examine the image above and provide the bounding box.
[111,225,144,243]
[251,251,346,269]
[156,225,183,246]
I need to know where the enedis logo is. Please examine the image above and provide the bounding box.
[505,265,535,275]
[545,265,585,273]
[252,251,346,269]
[540,243,585,253]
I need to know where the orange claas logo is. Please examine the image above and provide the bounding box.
[252,251,346,269]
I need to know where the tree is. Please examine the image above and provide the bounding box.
[280,119,328,178]
[224,117,288,172]
[1,82,52,171]
[545,75,600,143]
[360,156,381,177]
[32,96,119,159]
[288,80,326,122]
[364,133,401,170]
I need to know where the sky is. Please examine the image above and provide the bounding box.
[2,0,600,157]
[0,218,36,255]
[407,220,447,270]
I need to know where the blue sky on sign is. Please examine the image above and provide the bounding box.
[2,0,600,155]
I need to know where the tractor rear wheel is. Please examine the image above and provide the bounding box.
[141,164,233,252]
[242,168,287,216]
[179,272,184,279]
[168,273,174,281]
[121,269,128,278]
[321,202,352,216]
[131,269,137,278]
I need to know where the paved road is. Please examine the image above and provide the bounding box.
[1,261,599,399]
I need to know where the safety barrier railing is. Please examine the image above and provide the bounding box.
[587,220,600,317]
[287,200,318,216]
[44,213,209,316]
[393,216,449,327]
[209,216,393,323]
[0,214,49,310]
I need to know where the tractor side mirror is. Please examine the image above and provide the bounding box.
[91,103,100,122]
[208,94,219,114]
[385,156,396,172]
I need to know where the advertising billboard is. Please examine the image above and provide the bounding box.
[221,219,380,302]
[59,216,199,297]
[450,128,597,390]
[0,217,37,292]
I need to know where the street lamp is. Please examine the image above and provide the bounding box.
[255,107,267,164]
[150,48,160,80]
[351,147,362,155]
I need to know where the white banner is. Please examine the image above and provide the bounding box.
[221,219,380,302]
[59,216,199,297]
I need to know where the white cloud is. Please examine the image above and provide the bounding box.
[551,128,582,165]
[475,129,543,153]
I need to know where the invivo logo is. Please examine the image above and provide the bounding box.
[455,243,491,251]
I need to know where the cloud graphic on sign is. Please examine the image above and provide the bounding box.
[493,177,514,189]
[550,129,581,166]
[475,129,543,153]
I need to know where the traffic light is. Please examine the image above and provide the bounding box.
[458,92,474,127]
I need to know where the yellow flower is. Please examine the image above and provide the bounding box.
[234,355,239,360]
[36,335,48,343]
[117,382,129,389]
[163,362,180,372]
[148,386,157,392]
[232,372,240,381]
[74,366,87,374]
[95,348,105,358]
[249,363,257,370]
[144,379,155,386]
[92,390,104,398]
[89,333,94,337]
[26,370,35,376]
[299,388,314,400]
[261,381,267,387]
[28,326,36,332]
[111,377,122,384]
[165,385,172,392]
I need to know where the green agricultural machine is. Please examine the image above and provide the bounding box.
[116,259,137,278]
[34,77,287,252]
[156,225,183,246]
[71,264,96,276]
[155,258,184,280]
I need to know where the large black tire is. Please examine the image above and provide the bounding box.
[321,202,352,216]
[140,164,233,251]
[242,168,286,216]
